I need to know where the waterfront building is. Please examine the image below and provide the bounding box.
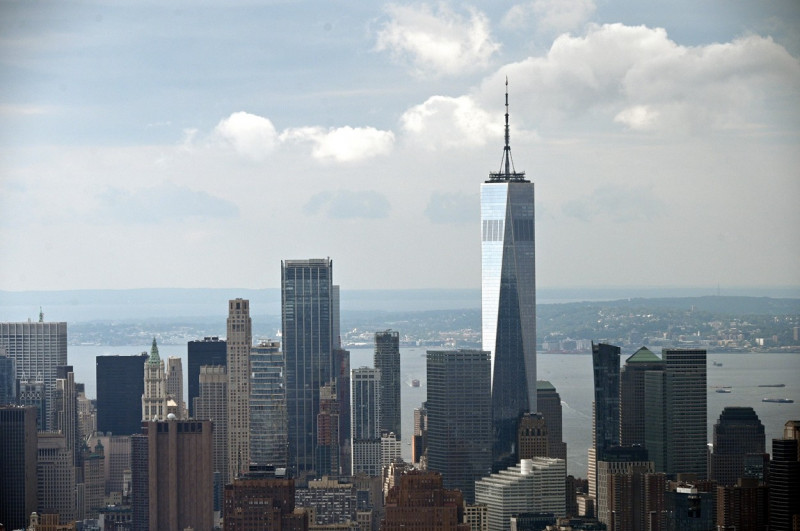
[374,330,401,440]
[351,367,381,477]
[0,405,38,531]
[131,419,214,531]
[0,320,68,431]
[426,349,491,503]
[251,339,288,469]
[481,83,536,471]
[37,432,76,523]
[536,381,567,461]
[282,258,336,478]
[709,406,765,487]
[96,353,148,436]
[474,458,566,531]
[166,356,185,418]
[382,470,469,531]
[141,338,169,422]
[591,343,620,457]
[195,365,229,487]
[187,336,226,418]
[227,298,253,481]
[619,347,664,447]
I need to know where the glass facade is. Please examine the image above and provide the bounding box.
[481,180,537,470]
[250,340,288,468]
[282,258,334,476]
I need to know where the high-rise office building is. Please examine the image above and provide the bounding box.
[142,338,169,422]
[18,379,46,431]
[0,348,15,405]
[375,330,401,440]
[53,365,79,467]
[351,367,381,476]
[1,320,68,431]
[282,258,335,477]
[664,348,707,477]
[517,412,549,459]
[619,347,664,447]
[481,84,536,470]
[96,353,148,436]
[644,349,707,477]
[250,339,288,469]
[709,407,765,487]
[187,336,227,418]
[195,365,229,487]
[536,381,566,461]
[227,298,253,481]
[166,357,185,418]
[316,381,340,477]
[426,349,492,503]
[0,405,38,531]
[37,432,76,523]
[131,419,214,531]
[475,458,566,531]
[769,428,800,531]
[591,342,620,456]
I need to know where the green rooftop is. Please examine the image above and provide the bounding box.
[536,380,556,391]
[625,346,662,364]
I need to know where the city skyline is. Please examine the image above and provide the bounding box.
[1,2,798,293]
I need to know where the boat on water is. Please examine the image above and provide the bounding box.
[758,384,785,387]
[716,388,732,393]
[762,398,794,403]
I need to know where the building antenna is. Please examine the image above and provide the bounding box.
[39,307,44,323]
[489,77,525,182]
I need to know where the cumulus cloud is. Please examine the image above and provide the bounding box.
[281,126,395,162]
[502,0,596,34]
[400,95,498,149]
[304,190,391,219]
[95,183,239,224]
[482,24,800,134]
[375,3,500,76]
[424,191,477,224]
[215,111,278,160]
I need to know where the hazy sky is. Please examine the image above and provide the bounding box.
[1,0,799,292]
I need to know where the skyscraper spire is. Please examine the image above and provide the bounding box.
[489,77,526,182]
[148,337,160,364]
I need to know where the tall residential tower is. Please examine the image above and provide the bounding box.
[227,298,253,481]
[481,82,536,470]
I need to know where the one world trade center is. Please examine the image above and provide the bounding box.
[481,80,537,471]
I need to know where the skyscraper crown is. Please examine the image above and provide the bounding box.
[488,78,527,183]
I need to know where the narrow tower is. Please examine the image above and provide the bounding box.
[141,338,169,421]
[481,80,536,470]
[227,298,252,481]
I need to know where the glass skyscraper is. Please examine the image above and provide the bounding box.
[282,258,336,477]
[481,83,536,469]
[250,339,288,468]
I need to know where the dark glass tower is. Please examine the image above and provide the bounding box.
[592,342,621,458]
[481,82,536,470]
[426,349,492,503]
[0,406,38,531]
[768,434,800,531]
[374,329,401,439]
[187,336,227,418]
[96,353,148,435]
[620,347,664,447]
[282,258,335,478]
[709,406,765,486]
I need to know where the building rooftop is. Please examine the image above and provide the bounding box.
[625,347,662,364]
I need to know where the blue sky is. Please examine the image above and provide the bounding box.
[1,0,798,291]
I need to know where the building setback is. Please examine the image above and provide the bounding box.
[96,353,148,436]
[481,83,536,472]
[426,349,492,504]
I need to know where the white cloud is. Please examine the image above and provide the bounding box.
[503,0,596,34]
[280,125,395,162]
[214,111,278,160]
[479,24,800,134]
[304,190,391,219]
[400,95,498,149]
[375,3,500,76]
